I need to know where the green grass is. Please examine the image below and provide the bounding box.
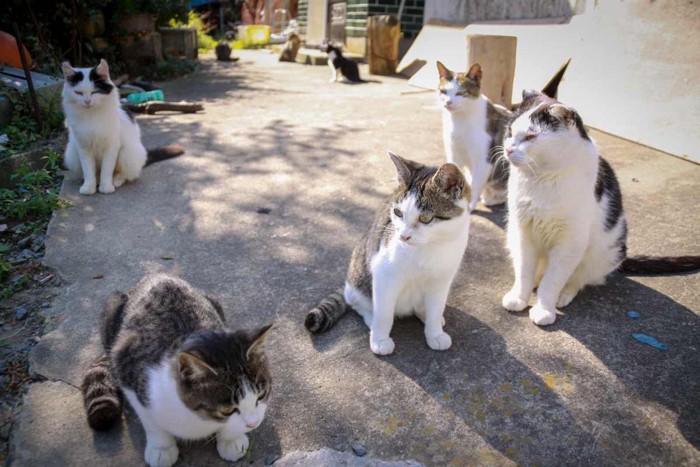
[0,150,69,220]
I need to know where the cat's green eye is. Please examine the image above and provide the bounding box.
[393,208,403,217]
[419,214,434,224]
[75,91,83,96]
[522,133,537,142]
[220,406,239,416]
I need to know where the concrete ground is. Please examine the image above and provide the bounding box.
[9,50,700,466]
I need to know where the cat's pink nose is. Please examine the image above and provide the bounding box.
[400,235,411,242]
[505,146,514,156]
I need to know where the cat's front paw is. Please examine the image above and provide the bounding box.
[217,434,249,462]
[529,304,557,326]
[99,183,115,194]
[502,289,528,312]
[144,443,179,467]
[79,182,96,195]
[426,332,452,351]
[369,336,395,355]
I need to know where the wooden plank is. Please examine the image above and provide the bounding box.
[467,34,516,107]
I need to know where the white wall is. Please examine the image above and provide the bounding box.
[424,0,585,25]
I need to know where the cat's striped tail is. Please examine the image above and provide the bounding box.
[145,145,185,166]
[305,288,348,333]
[82,356,123,431]
[619,255,700,274]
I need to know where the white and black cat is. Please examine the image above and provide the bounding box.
[324,43,363,83]
[306,152,471,355]
[62,59,183,195]
[502,90,700,325]
[437,60,569,211]
[82,274,272,466]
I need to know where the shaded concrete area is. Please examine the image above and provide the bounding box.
[10,50,700,466]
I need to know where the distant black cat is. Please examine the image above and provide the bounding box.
[324,43,363,83]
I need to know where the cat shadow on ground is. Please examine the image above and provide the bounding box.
[543,273,700,452]
[337,78,383,85]
[307,306,601,465]
[305,268,699,465]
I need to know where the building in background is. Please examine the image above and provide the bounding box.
[298,0,425,55]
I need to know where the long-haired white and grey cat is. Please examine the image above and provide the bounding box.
[305,152,470,355]
[62,59,183,195]
[437,60,569,211]
[502,90,700,325]
[82,274,272,466]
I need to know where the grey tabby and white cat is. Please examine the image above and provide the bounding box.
[503,90,700,325]
[82,274,272,467]
[306,152,470,355]
[437,60,569,211]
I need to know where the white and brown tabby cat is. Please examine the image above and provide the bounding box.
[82,274,272,466]
[306,152,471,355]
[437,60,569,211]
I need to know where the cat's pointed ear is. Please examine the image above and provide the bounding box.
[467,63,482,86]
[432,163,468,200]
[246,324,272,360]
[62,61,77,78]
[522,89,539,102]
[95,59,110,80]
[436,61,453,80]
[387,151,422,185]
[178,352,217,381]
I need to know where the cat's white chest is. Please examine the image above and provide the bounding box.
[442,108,490,168]
[123,361,224,440]
[372,227,469,316]
[68,108,121,157]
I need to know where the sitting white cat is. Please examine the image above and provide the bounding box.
[61,59,183,195]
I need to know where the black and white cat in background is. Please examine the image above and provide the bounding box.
[62,59,184,195]
[502,90,700,326]
[324,43,363,83]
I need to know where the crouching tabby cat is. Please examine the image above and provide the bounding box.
[62,59,184,195]
[502,90,700,325]
[82,274,272,466]
[305,152,470,355]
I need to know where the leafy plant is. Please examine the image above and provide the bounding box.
[0,244,11,282]
[0,150,70,221]
[0,86,65,158]
[169,11,219,53]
